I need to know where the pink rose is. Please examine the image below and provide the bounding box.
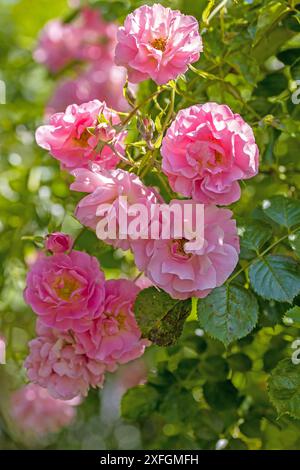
[24,250,105,332]
[71,167,159,251]
[33,20,80,73]
[132,201,240,300]
[75,7,118,63]
[75,279,149,366]
[36,99,126,172]
[34,8,117,73]
[0,334,5,364]
[162,102,259,205]
[25,322,107,400]
[46,63,132,115]
[115,3,202,85]
[45,232,73,253]
[10,384,77,436]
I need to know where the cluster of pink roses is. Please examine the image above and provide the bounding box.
[35,7,129,114]
[24,233,148,400]
[25,3,260,399]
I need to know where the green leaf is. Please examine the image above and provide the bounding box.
[202,356,229,381]
[121,385,159,422]
[262,196,300,228]
[240,221,272,253]
[283,306,300,325]
[203,380,242,411]
[268,358,300,419]
[240,417,261,438]
[134,287,191,346]
[202,0,215,25]
[197,285,258,347]
[226,439,248,450]
[249,255,300,303]
[289,232,300,258]
[194,409,224,441]
[61,214,83,239]
[256,72,288,98]
[254,1,290,46]
[277,48,300,66]
[227,353,252,372]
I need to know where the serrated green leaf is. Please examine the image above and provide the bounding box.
[262,196,300,228]
[283,305,300,325]
[134,287,191,346]
[268,358,300,419]
[289,232,300,258]
[240,221,272,253]
[249,255,300,303]
[197,285,258,346]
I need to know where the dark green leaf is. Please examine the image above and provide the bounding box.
[202,356,229,381]
[203,380,242,411]
[268,358,300,419]
[249,255,300,303]
[198,285,258,346]
[121,385,159,422]
[227,353,252,372]
[194,410,224,441]
[240,221,272,253]
[134,287,191,346]
[262,196,300,228]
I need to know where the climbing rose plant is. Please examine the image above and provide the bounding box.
[2,0,300,451]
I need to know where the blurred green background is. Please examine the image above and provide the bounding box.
[1,0,300,450]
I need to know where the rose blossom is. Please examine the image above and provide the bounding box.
[36,99,126,172]
[75,279,149,366]
[10,384,77,436]
[25,322,108,400]
[162,102,259,205]
[75,7,118,63]
[24,250,105,332]
[132,201,240,300]
[115,4,202,85]
[34,8,117,73]
[47,62,131,115]
[71,166,159,251]
[45,232,73,253]
[33,20,79,73]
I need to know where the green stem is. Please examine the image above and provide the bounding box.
[206,0,229,24]
[121,88,165,128]
[227,226,300,284]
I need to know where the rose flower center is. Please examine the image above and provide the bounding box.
[150,37,167,52]
[52,274,81,301]
[74,129,91,148]
[171,239,191,259]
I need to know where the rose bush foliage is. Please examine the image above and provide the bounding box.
[1,0,300,451]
